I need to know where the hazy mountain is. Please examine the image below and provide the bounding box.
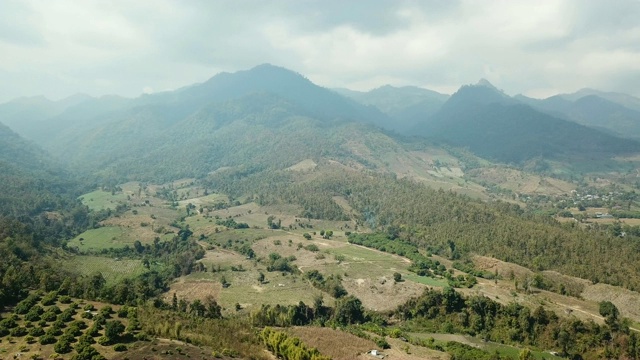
[561,88,640,112]
[0,121,78,218]
[55,92,412,182]
[415,81,640,163]
[335,85,449,134]
[517,93,640,139]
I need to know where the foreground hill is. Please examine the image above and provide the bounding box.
[414,81,640,164]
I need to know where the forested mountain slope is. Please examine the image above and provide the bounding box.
[517,93,640,139]
[415,83,640,163]
[335,85,449,134]
[0,121,82,220]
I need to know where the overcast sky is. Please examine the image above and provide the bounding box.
[1,0,640,103]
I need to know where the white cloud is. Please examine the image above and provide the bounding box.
[0,0,639,102]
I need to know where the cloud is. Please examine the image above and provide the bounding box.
[0,0,639,102]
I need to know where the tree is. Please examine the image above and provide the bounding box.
[204,296,222,319]
[599,301,619,327]
[190,299,206,317]
[333,296,365,325]
[393,272,402,283]
[104,320,125,341]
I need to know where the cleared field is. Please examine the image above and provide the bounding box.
[177,193,228,208]
[67,225,175,252]
[167,244,326,313]
[67,226,130,251]
[287,326,378,360]
[251,234,432,311]
[64,255,148,284]
[79,189,129,211]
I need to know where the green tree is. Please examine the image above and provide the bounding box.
[333,295,365,325]
[104,320,125,341]
[393,272,402,283]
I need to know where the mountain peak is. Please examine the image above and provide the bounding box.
[476,78,500,92]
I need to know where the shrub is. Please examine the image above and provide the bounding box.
[97,336,110,346]
[59,296,72,304]
[41,312,57,322]
[54,339,72,354]
[39,334,56,345]
[375,337,390,349]
[0,318,17,329]
[10,327,28,337]
[41,291,58,306]
[28,327,45,337]
[81,312,93,320]
[117,306,129,318]
[113,344,127,352]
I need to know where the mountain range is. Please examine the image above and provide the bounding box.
[1,64,640,182]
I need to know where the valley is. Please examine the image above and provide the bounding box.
[3,64,640,359]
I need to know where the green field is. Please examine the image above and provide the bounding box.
[64,255,148,285]
[404,273,448,287]
[79,189,129,211]
[66,225,175,252]
[409,333,562,360]
[67,226,130,251]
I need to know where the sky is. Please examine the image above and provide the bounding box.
[1,0,640,103]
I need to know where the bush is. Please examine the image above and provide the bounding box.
[28,327,45,337]
[81,312,93,320]
[10,327,28,337]
[97,336,110,346]
[47,306,62,314]
[86,326,100,337]
[41,291,58,306]
[117,306,129,318]
[39,334,56,345]
[375,337,390,349]
[113,344,127,352]
[59,296,72,304]
[54,339,72,354]
[41,312,57,322]
[0,318,17,329]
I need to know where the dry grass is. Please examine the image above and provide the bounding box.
[286,158,318,171]
[582,283,640,322]
[287,326,377,360]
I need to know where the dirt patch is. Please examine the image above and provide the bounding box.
[111,341,224,360]
[342,276,425,312]
[473,255,533,279]
[165,279,222,303]
[287,158,318,171]
[288,326,376,360]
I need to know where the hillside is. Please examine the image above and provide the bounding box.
[415,82,640,164]
[517,93,640,139]
[0,121,82,220]
[335,85,449,134]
